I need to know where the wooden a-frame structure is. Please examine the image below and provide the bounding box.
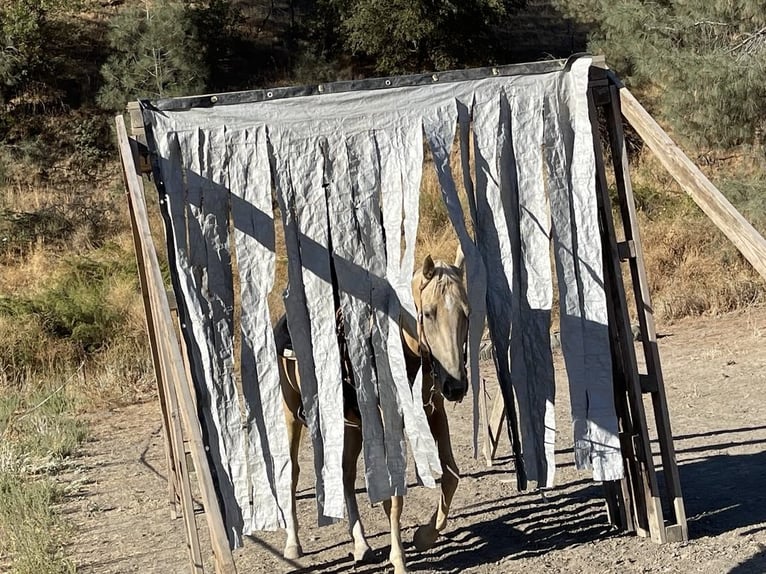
[115,57,766,572]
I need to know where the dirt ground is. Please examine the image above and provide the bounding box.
[61,307,766,574]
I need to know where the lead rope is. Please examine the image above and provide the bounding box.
[417,280,439,416]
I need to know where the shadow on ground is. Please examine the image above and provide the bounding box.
[283,423,766,573]
[674,429,766,539]
[284,477,619,574]
[728,550,766,574]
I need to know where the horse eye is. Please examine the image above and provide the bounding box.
[423,308,435,320]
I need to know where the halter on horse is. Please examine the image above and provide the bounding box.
[276,249,470,574]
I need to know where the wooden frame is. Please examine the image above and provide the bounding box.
[588,66,687,543]
[115,57,761,572]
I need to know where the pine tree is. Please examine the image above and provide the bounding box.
[559,0,766,148]
[97,0,208,110]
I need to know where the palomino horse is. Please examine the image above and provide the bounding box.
[275,250,470,574]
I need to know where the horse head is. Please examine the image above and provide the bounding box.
[410,249,470,403]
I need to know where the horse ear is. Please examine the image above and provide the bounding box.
[422,254,435,281]
[453,245,465,278]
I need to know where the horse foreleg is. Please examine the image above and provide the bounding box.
[283,400,304,560]
[383,495,407,574]
[343,425,374,563]
[413,404,459,552]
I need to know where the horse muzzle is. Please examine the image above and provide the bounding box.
[442,375,468,403]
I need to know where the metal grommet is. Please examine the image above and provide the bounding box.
[267,91,273,98]
[432,74,439,82]
[318,84,324,93]
[385,79,392,86]
[210,95,218,103]
[492,67,499,76]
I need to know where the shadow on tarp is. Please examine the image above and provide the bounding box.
[149,102,616,550]
[154,149,430,541]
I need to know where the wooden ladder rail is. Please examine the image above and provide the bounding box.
[587,77,664,541]
[603,78,689,543]
[117,113,238,574]
[587,66,690,543]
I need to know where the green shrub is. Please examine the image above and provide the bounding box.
[0,471,75,574]
[0,207,74,256]
[68,115,111,169]
[718,177,766,234]
[0,249,138,357]
[0,0,47,104]
[0,383,83,574]
[308,0,525,74]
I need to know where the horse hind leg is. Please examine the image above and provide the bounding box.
[342,425,375,564]
[413,403,459,552]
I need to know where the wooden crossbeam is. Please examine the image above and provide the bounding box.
[613,77,766,283]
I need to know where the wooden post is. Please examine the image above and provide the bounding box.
[482,389,506,466]
[604,82,689,543]
[613,77,766,282]
[147,256,204,572]
[124,129,181,522]
[587,89,666,542]
[116,114,238,574]
[480,379,492,466]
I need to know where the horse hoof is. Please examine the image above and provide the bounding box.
[284,544,303,560]
[354,546,376,564]
[413,524,439,552]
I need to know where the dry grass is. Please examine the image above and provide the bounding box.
[641,212,766,322]
[628,152,766,322]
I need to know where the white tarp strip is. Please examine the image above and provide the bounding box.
[469,86,524,486]
[270,127,346,521]
[544,58,622,481]
[508,84,557,489]
[189,126,252,531]
[227,126,292,532]
[324,130,401,501]
[422,102,488,457]
[151,123,249,547]
[378,119,441,486]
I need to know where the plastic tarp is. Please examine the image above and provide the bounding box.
[144,54,622,547]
